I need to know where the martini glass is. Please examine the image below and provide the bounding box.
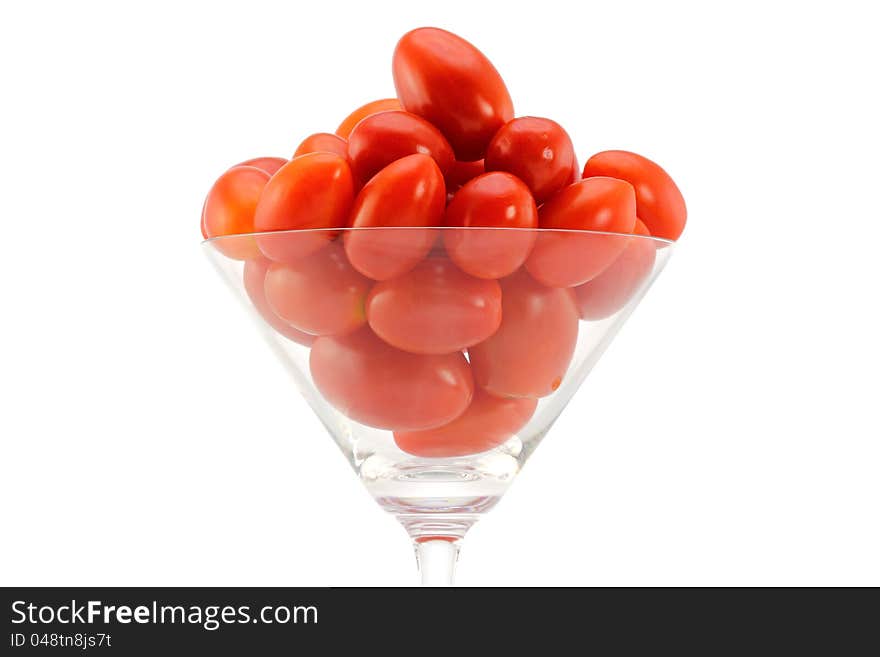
[203,227,673,585]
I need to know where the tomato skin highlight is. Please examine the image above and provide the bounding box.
[366,257,502,355]
[392,27,514,161]
[344,154,445,281]
[444,172,538,279]
[264,243,371,336]
[335,98,402,139]
[573,218,656,320]
[242,258,315,346]
[310,327,474,431]
[468,269,579,398]
[203,165,271,260]
[582,150,686,241]
[348,110,454,184]
[253,152,355,263]
[293,133,349,160]
[526,177,637,287]
[235,157,287,175]
[485,116,576,203]
[394,388,537,457]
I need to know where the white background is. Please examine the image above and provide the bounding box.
[1,0,878,586]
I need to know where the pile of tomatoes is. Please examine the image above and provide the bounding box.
[202,27,686,458]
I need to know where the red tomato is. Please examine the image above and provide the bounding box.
[235,157,287,175]
[310,327,474,431]
[526,177,637,287]
[573,219,657,320]
[394,388,537,457]
[582,150,686,240]
[485,117,576,203]
[348,110,454,184]
[366,257,502,355]
[468,269,579,398]
[242,259,315,346]
[264,243,371,336]
[393,27,514,160]
[335,98,402,139]
[293,133,349,160]
[444,172,538,279]
[253,152,355,263]
[445,159,485,196]
[203,165,270,260]
[344,154,445,280]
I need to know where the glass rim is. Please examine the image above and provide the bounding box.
[202,226,675,247]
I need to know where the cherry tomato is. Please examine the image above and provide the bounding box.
[445,159,485,197]
[468,269,579,398]
[366,257,502,355]
[235,157,287,175]
[485,117,576,203]
[582,150,686,240]
[293,133,349,160]
[344,154,445,280]
[203,165,270,260]
[348,110,454,184]
[573,219,656,320]
[444,172,538,279]
[394,388,537,457]
[335,98,402,139]
[264,243,371,336]
[526,177,637,287]
[393,27,514,160]
[253,152,355,263]
[242,259,314,346]
[310,327,474,431]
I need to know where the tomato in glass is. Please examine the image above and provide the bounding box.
[344,154,445,280]
[572,218,657,320]
[335,98,402,139]
[235,157,287,175]
[293,133,349,160]
[582,150,686,240]
[485,116,576,203]
[444,171,538,279]
[394,388,537,457]
[202,165,270,260]
[468,269,578,398]
[242,258,315,346]
[366,257,502,355]
[392,27,514,160]
[348,110,454,184]
[264,243,371,336]
[310,327,474,431]
[253,152,355,263]
[526,177,637,287]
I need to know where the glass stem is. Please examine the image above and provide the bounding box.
[414,539,460,586]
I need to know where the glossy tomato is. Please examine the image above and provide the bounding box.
[444,172,538,279]
[394,388,537,457]
[468,269,579,398]
[293,133,349,160]
[335,98,402,139]
[347,110,454,184]
[310,327,473,431]
[582,150,686,240]
[573,219,657,320]
[366,257,502,355]
[235,157,287,175]
[242,259,315,346]
[526,177,637,287]
[393,27,514,160]
[485,117,576,203]
[253,152,355,263]
[344,154,445,280]
[202,165,270,260]
[264,243,371,336]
